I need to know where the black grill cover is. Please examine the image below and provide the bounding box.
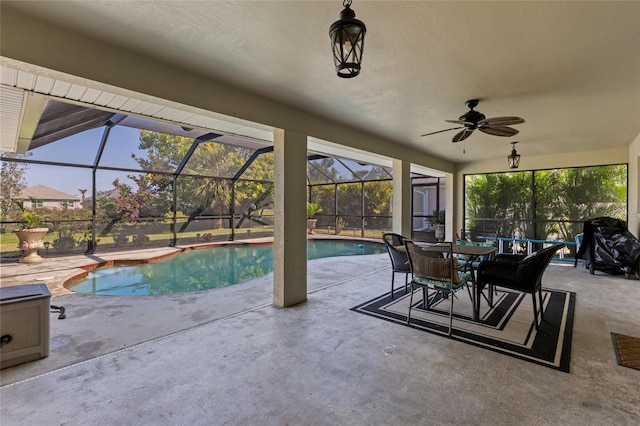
[575,217,640,275]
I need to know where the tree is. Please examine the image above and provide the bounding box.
[535,165,627,242]
[0,153,30,220]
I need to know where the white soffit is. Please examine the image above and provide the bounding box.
[0,64,275,147]
[0,85,24,152]
[308,137,393,169]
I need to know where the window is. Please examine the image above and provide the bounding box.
[31,199,43,208]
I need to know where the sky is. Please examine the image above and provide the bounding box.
[21,126,142,197]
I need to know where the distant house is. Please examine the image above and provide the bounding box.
[19,185,82,210]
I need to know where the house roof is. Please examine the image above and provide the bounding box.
[19,185,80,201]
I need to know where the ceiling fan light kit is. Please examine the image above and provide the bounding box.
[329,0,366,78]
[508,141,521,169]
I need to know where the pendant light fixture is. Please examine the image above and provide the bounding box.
[329,0,366,78]
[508,142,521,169]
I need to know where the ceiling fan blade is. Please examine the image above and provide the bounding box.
[445,119,474,126]
[480,116,525,126]
[452,128,474,142]
[479,126,519,137]
[420,126,462,137]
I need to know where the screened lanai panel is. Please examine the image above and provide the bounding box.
[238,152,274,182]
[311,184,336,215]
[94,169,173,249]
[174,175,233,243]
[532,165,628,242]
[464,165,628,244]
[17,162,91,220]
[233,180,274,231]
[465,172,532,237]
[534,166,627,221]
[22,127,104,165]
[339,159,392,181]
[337,182,362,216]
[307,157,338,184]
[182,139,256,178]
[363,180,392,216]
[99,127,179,173]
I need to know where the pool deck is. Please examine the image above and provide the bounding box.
[1,239,639,424]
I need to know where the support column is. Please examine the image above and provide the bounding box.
[392,159,412,237]
[273,128,308,307]
[445,171,455,241]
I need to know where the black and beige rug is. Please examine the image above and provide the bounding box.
[351,286,575,372]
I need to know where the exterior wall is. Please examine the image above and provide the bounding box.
[24,199,81,210]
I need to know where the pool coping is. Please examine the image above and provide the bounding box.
[0,235,380,297]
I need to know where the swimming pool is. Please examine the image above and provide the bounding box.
[69,240,385,296]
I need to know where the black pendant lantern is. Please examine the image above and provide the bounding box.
[329,0,366,78]
[508,142,521,169]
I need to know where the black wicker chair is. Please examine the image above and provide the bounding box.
[382,233,411,299]
[476,243,565,329]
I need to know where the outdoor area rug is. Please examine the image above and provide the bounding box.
[611,333,640,371]
[351,286,575,372]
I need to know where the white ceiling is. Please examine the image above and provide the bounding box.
[3,1,640,164]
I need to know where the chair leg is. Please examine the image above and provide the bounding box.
[464,282,473,302]
[538,288,545,322]
[422,287,429,309]
[448,290,454,337]
[531,293,540,330]
[404,273,409,293]
[407,285,415,324]
[390,272,395,299]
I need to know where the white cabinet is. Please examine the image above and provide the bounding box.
[0,284,51,369]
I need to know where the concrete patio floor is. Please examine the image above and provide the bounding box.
[1,244,639,425]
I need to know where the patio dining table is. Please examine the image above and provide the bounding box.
[415,242,498,321]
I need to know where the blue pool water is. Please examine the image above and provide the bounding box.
[70,240,385,296]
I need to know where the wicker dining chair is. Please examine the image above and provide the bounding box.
[404,241,472,337]
[381,233,411,299]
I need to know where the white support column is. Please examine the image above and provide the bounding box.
[273,128,308,307]
[392,159,412,237]
[445,171,455,241]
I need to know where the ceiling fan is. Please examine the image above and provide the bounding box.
[420,99,525,143]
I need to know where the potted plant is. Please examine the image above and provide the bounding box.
[14,206,49,263]
[307,202,321,234]
[431,209,446,241]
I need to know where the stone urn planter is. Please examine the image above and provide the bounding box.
[307,219,318,235]
[14,228,49,263]
[306,202,321,235]
[434,224,445,241]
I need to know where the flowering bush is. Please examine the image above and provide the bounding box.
[112,179,153,222]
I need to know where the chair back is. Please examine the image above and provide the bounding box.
[516,244,566,290]
[461,229,499,243]
[477,243,565,293]
[405,241,461,284]
[382,233,410,272]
